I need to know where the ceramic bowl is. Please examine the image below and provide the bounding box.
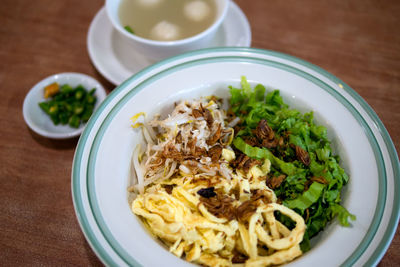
[23,72,107,139]
[105,0,230,62]
[72,48,399,266]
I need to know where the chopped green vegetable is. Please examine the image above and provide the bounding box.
[38,83,97,128]
[229,76,355,251]
[38,102,50,113]
[69,115,80,128]
[233,137,298,175]
[124,25,135,34]
[75,90,84,100]
[284,182,325,212]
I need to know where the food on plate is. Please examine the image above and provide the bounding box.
[38,82,97,128]
[119,0,216,41]
[129,77,354,266]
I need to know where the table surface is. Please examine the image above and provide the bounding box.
[1,0,399,265]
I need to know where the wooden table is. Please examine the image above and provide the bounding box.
[1,0,399,265]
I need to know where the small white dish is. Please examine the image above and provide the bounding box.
[23,72,107,139]
[87,2,251,85]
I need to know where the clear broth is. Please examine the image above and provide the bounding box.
[119,0,217,41]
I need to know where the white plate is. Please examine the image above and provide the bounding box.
[72,48,400,266]
[87,3,252,85]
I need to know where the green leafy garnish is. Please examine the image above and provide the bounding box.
[233,137,298,175]
[284,182,325,212]
[229,76,355,251]
[124,25,135,34]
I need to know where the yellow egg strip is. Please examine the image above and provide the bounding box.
[256,203,306,250]
[130,112,146,128]
[244,244,302,267]
[131,169,305,267]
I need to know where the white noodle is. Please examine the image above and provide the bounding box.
[132,144,145,194]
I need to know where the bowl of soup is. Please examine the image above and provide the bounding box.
[106,0,229,62]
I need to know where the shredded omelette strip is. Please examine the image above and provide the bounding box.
[129,97,306,266]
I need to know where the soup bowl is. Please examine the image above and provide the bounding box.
[106,0,230,63]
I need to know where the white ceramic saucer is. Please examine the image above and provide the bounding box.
[87,2,252,85]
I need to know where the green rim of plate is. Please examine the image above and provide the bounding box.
[72,47,400,267]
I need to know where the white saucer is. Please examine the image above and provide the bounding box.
[87,2,252,85]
